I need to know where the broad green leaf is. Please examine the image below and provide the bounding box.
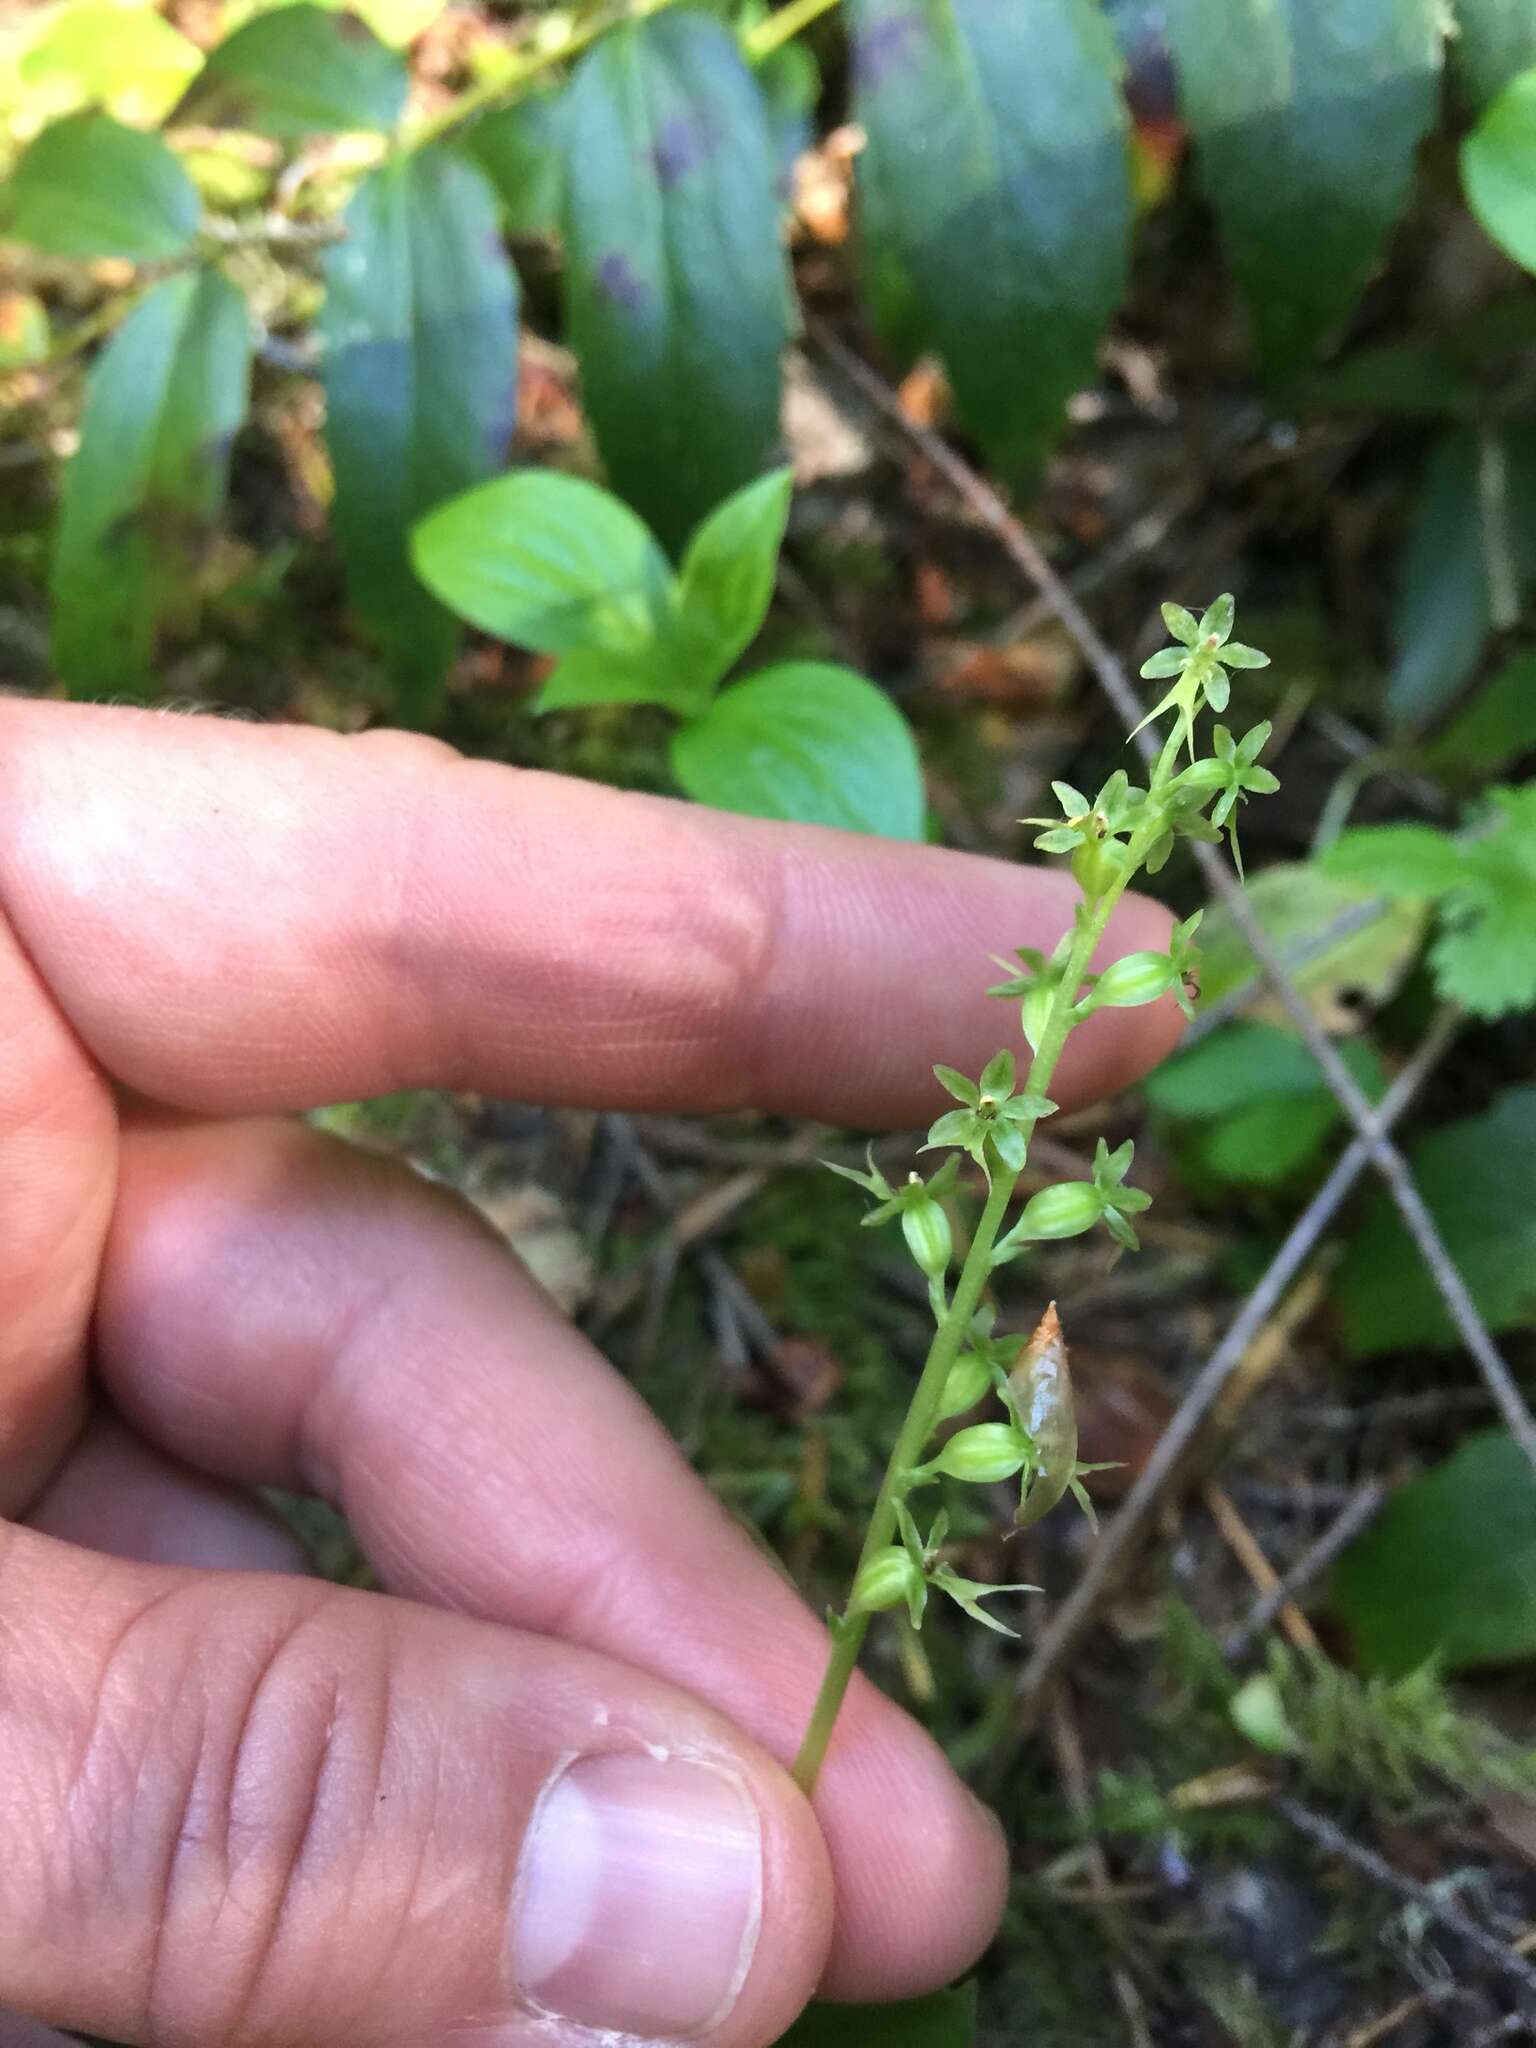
[3,110,200,260]
[1425,783,1536,1018]
[1146,1021,1384,1187]
[1320,822,1467,898]
[174,4,407,136]
[411,470,681,696]
[1195,864,1428,1030]
[1295,343,1473,419]
[321,146,517,719]
[19,1,201,124]
[1333,1430,1536,1671]
[1424,651,1536,774]
[465,89,565,237]
[850,0,1131,478]
[673,466,793,697]
[670,660,924,838]
[1449,0,1536,107]
[561,9,792,553]
[1388,426,1536,730]
[1463,66,1536,273]
[536,643,699,714]
[50,267,250,691]
[1163,0,1442,374]
[1336,1086,1536,1355]
[774,1985,977,2048]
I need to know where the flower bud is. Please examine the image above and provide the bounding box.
[1070,834,1127,899]
[935,1349,992,1422]
[929,1422,1030,1484]
[849,1546,924,1616]
[1089,951,1176,1009]
[900,1194,953,1280]
[1016,1180,1102,1241]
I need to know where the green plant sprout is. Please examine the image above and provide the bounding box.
[791,597,1278,1795]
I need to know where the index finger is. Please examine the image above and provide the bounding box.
[0,701,1181,1120]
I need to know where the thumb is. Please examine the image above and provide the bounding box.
[0,1524,831,2046]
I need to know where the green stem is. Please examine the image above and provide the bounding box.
[791,830,1157,1796]
[744,0,843,58]
[410,0,844,152]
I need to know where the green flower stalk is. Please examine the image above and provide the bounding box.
[791,598,1280,1796]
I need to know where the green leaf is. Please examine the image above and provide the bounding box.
[774,1985,977,2048]
[1389,426,1536,734]
[1163,0,1442,374]
[1295,342,1474,418]
[412,469,675,667]
[50,268,250,692]
[673,467,793,698]
[561,10,791,553]
[1425,651,1536,775]
[1448,0,1536,107]
[464,89,565,237]
[1425,782,1536,1018]
[1333,1430,1536,1672]
[1336,1086,1536,1355]
[1463,65,1536,273]
[320,145,517,720]
[19,1,202,125]
[849,0,1130,479]
[670,661,925,837]
[1146,1021,1384,1188]
[2,110,200,260]
[174,4,407,136]
[756,35,820,189]
[1320,823,1467,899]
[1195,863,1429,1030]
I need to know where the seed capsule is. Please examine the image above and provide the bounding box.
[901,1192,953,1280]
[1017,1179,1101,1241]
[935,1349,992,1422]
[1011,1303,1078,1530]
[929,1421,1030,1484]
[849,1546,924,1617]
[1089,951,1176,1009]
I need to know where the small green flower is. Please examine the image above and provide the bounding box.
[923,1050,1056,1173]
[1091,1135,1153,1251]
[927,1564,1040,1638]
[824,1150,963,1290]
[914,1419,1032,1485]
[1176,721,1279,877]
[1167,908,1204,1021]
[1134,595,1270,760]
[987,931,1076,1051]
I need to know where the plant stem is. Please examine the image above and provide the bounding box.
[410,0,844,151]
[744,0,844,59]
[791,833,1155,1795]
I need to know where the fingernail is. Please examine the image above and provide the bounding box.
[513,1752,763,2038]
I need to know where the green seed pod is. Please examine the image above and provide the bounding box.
[849,1546,924,1616]
[1016,1179,1102,1241]
[930,1422,1030,1484]
[1070,833,1128,899]
[935,1348,992,1422]
[1089,950,1176,1009]
[901,1193,953,1281]
[1011,1304,1078,1530]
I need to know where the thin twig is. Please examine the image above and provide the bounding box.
[1275,1797,1536,2000]
[1005,1006,1461,1736]
[1202,1480,1322,1656]
[1224,1479,1386,1662]
[808,317,1536,1476]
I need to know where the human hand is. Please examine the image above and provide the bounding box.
[0,701,1181,2047]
